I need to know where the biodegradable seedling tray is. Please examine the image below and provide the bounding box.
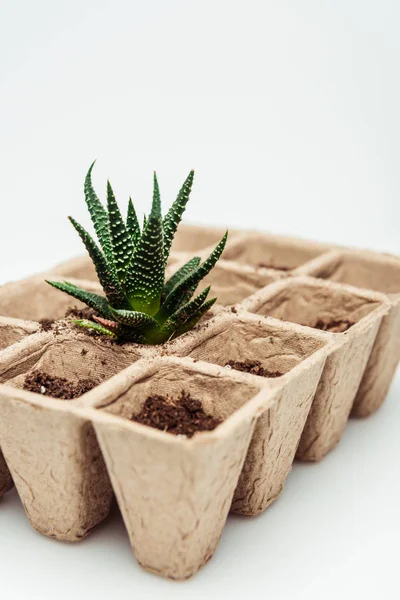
[0,223,398,579]
[242,276,389,460]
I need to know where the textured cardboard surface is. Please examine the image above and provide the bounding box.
[0,275,102,321]
[0,317,39,351]
[0,449,12,497]
[217,231,330,270]
[0,222,398,578]
[0,330,155,536]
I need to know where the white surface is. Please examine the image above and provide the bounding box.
[0,1,399,598]
[1,385,399,600]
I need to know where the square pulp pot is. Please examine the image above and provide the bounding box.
[86,356,268,579]
[242,276,389,460]
[169,311,332,514]
[297,250,400,416]
[214,231,330,271]
[169,223,242,253]
[0,329,155,540]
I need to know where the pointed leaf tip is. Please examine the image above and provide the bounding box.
[162,170,195,262]
[83,164,116,270]
[151,171,161,218]
[126,196,141,247]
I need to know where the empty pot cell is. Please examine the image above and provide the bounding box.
[244,278,388,460]
[184,312,325,376]
[174,312,330,512]
[196,260,281,307]
[303,250,400,294]
[244,277,383,332]
[0,330,152,541]
[221,232,329,271]
[0,275,102,322]
[91,357,262,579]
[304,251,400,417]
[0,316,39,351]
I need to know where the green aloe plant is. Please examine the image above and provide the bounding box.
[46,163,227,344]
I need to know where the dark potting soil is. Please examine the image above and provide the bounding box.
[65,306,96,320]
[225,359,283,378]
[39,319,55,332]
[131,391,221,438]
[314,319,354,333]
[23,370,98,400]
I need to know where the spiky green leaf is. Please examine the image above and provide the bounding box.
[162,286,210,332]
[163,256,201,298]
[172,298,217,338]
[163,170,194,262]
[125,173,165,315]
[160,231,227,317]
[109,307,158,329]
[126,197,141,247]
[179,282,199,308]
[72,319,117,338]
[68,216,126,307]
[45,280,114,320]
[84,162,115,268]
[106,181,134,280]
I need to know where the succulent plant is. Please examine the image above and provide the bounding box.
[46,163,227,344]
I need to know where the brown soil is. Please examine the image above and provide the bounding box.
[131,391,221,438]
[65,306,95,320]
[23,370,98,400]
[225,359,283,378]
[314,319,354,333]
[258,263,290,271]
[39,319,55,332]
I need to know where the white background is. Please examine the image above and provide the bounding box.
[0,1,399,598]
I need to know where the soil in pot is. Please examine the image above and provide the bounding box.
[131,391,221,438]
[39,319,55,332]
[225,359,283,378]
[313,318,355,333]
[65,306,95,320]
[23,370,98,400]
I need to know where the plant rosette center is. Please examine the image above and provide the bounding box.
[47,164,228,344]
